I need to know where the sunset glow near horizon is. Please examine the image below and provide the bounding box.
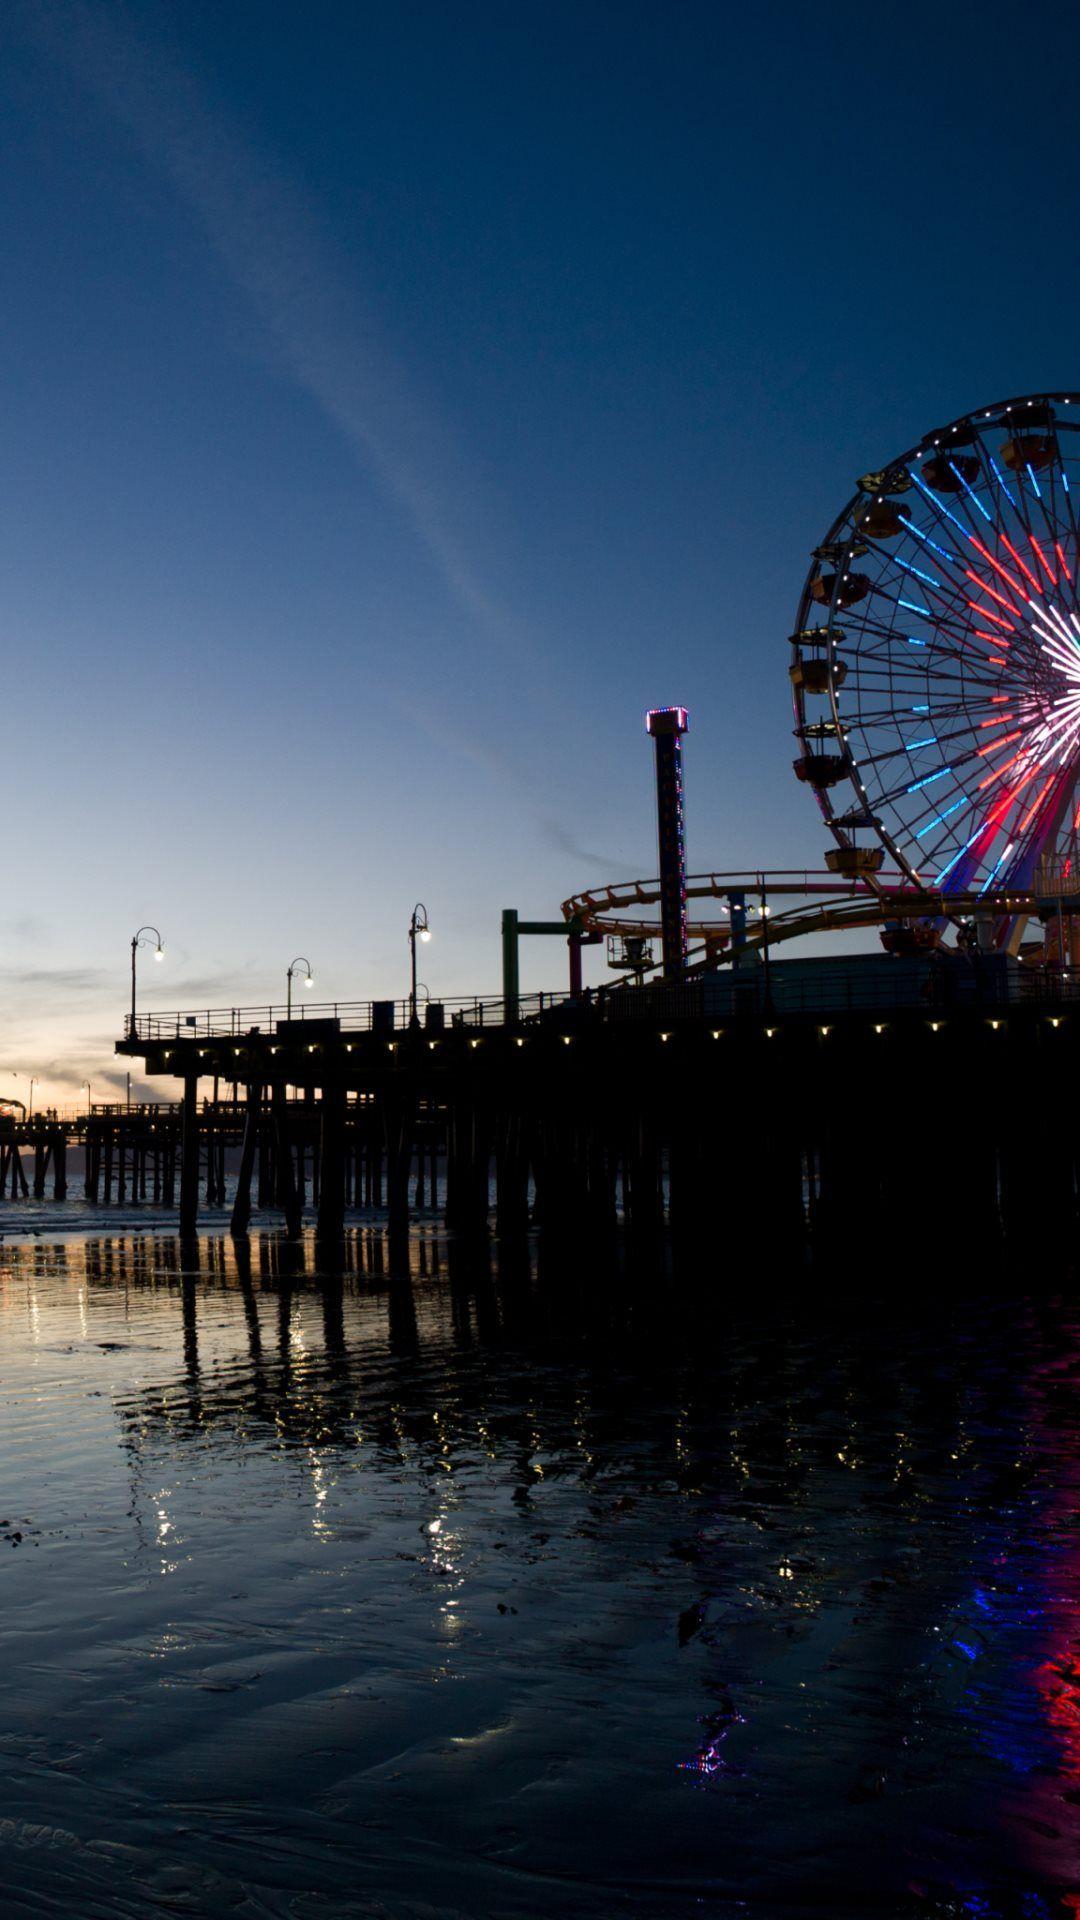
[3,0,1080,1104]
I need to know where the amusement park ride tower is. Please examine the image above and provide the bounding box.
[646,706,690,978]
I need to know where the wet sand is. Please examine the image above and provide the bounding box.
[0,1222,1076,1916]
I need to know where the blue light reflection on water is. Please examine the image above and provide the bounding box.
[0,1224,1078,1916]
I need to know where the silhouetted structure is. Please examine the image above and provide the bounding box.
[645,706,689,978]
[108,966,1080,1261]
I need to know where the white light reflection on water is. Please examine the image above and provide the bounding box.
[308,1446,331,1536]
[0,1225,1074,1917]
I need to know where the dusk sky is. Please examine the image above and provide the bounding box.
[3,0,1079,1103]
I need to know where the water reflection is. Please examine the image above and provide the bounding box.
[0,1228,1077,1916]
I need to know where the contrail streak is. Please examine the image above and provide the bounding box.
[18,0,516,640]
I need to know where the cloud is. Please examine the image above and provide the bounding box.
[148,968,267,1002]
[536,813,632,875]
[2,916,54,946]
[0,965,110,990]
[18,0,518,646]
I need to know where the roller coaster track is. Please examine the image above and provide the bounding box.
[562,871,1049,969]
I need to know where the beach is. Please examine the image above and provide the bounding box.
[0,1223,1072,1917]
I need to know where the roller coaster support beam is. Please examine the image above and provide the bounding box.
[501,910,598,1023]
[646,707,690,980]
[728,890,749,964]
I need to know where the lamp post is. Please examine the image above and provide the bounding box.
[28,1078,37,1120]
[408,904,431,1026]
[82,1081,92,1115]
[130,927,164,1038]
[286,956,314,1023]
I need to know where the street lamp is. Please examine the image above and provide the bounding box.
[130,927,164,1037]
[82,1081,92,1115]
[28,1078,37,1120]
[286,956,314,1023]
[408,904,431,1026]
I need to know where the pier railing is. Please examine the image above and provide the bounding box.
[128,961,1080,1044]
[128,991,582,1042]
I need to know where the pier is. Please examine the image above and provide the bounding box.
[108,959,1078,1258]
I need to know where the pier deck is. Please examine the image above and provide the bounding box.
[109,965,1080,1255]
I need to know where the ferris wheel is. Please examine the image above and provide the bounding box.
[790,393,1080,931]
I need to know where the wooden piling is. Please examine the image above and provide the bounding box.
[316,1081,346,1247]
[9,1143,28,1199]
[272,1082,303,1238]
[85,1133,100,1202]
[383,1092,413,1235]
[179,1073,200,1238]
[230,1082,262,1237]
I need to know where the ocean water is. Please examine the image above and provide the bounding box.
[0,1219,1077,1917]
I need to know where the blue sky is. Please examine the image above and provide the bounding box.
[3,0,1079,1100]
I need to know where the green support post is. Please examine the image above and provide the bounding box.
[503,909,595,1020]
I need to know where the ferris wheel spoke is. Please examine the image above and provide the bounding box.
[864,537,1030,637]
[841,657,1023,697]
[939,421,1069,603]
[849,710,1027,780]
[893,539,1020,628]
[900,777,1014,878]
[972,425,1070,608]
[942,720,1080,885]
[860,718,1055,846]
[852,627,1021,671]
[921,717,1054,806]
[839,638,1002,682]
[842,638,1023,685]
[932,755,1054,887]
[906,469,1002,569]
[863,570,1013,648]
[894,766,991,838]
[1046,420,1080,572]
[847,697,1016,729]
[866,733,996,809]
[1033,478,1079,613]
[899,468,1045,641]
[910,446,1059,671]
